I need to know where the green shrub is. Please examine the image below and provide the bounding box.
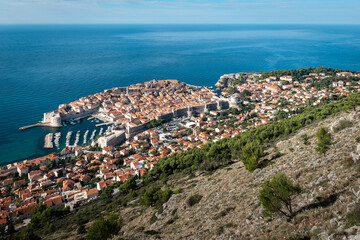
[144,230,159,235]
[213,207,235,220]
[187,194,203,207]
[301,134,310,145]
[273,150,283,159]
[150,212,158,224]
[140,186,173,207]
[174,188,183,194]
[287,235,310,240]
[346,202,360,228]
[86,214,123,240]
[77,223,86,234]
[338,120,353,131]
[128,189,137,198]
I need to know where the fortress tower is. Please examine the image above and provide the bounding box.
[229,94,241,108]
[42,111,62,127]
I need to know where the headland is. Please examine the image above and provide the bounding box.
[22,79,239,149]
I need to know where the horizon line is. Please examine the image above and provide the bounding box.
[1,23,360,26]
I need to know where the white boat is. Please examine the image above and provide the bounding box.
[65,131,73,147]
[74,130,80,146]
[90,129,96,140]
[54,132,61,149]
[83,130,89,144]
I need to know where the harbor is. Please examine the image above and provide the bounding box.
[42,123,106,150]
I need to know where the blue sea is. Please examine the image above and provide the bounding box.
[0,24,360,165]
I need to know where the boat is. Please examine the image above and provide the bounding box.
[83,130,89,144]
[74,130,80,146]
[54,132,61,149]
[90,129,96,140]
[65,131,73,147]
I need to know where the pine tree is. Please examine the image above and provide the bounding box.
[347,93,360,112]
[315,127,331,155]
[259,173,301,219]
[241,141,263,172]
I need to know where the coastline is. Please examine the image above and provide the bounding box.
[3,80,221,171]
[5,67,360,171]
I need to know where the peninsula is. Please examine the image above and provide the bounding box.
[4,67,360,239]
[38,79,239,148]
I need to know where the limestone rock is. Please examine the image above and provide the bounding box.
[310,226,320,234]
[330,218,338,228]
[330,117,351,133]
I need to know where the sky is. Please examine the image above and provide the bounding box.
[0,0,359,24]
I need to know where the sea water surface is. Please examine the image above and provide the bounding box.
[1,24,360,165]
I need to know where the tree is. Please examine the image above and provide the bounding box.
[77,223,86,234]
[100,187,113,203]
[119,176,137,194]
[259,173,301,219]
[86,217,110,240]
[140,186,173,207]
[347,93,360,111]
[315,127,331,155]
[140,185,160,206]
[7,220,15,234]
[86,215,123,240]
[16,227,41,240]
[241,141,264,172]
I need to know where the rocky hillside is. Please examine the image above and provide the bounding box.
[46,109,360,240]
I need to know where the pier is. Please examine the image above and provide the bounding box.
[44,133,54,149]
[95,122,113,127]
[19,123,43,131]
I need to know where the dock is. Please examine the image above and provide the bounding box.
[44,133,54,149]
[19,123,43,131]
[95,122,113,127]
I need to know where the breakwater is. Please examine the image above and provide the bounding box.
[44,133,53,149]
[19,123,44,131]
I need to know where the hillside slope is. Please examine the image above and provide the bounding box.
[45,109,360,240]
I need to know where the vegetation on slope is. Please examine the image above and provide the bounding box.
[142,92,360,184]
